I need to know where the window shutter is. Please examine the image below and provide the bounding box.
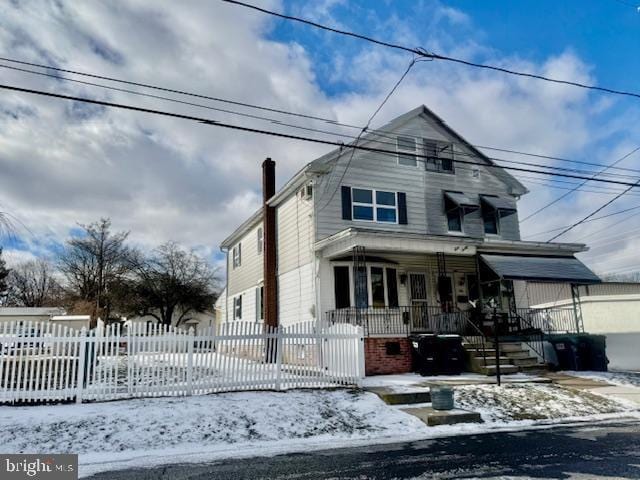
[341,186,352,220]
[398,192,408,224]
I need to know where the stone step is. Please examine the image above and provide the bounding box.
[465,348,497,356]
[478,364,520,376]
[367,389,432,405]
[402,406,483,427]
[518,364,550,374]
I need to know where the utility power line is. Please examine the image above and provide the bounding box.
[547,176,640,241]
[222,0,640,101]
[520,146,640,222]
[5,82,640,191]
[524,204,640,238]
[3,55,640,176]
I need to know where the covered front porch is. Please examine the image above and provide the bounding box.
[316,229,599,343]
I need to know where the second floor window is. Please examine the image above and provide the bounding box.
[482,203,499,235]
[232,243,242,269]
[257,227,263,254]
[352,188,397,223]
[397,136,418,167]
[425,140,454,173]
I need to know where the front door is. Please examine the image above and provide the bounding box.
[409,273,429,331]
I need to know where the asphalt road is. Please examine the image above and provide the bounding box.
[88,419,640,479]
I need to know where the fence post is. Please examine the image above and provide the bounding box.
[186,328,194,396]
[357,327,365,386]
[275,327,283,391]
[75,328,87,404]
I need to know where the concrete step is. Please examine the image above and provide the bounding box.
[402,406,483,427]
[503,350,534,359]
[479,364,520,376]
[366,388,432,405]
[465,348,497,356]
[472,356,512,366]
[519,364,550,374]
[488,342,526,353]
[511,357,541,367]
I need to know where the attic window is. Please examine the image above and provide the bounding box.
[397,136,417,167]
[425,140,454,173]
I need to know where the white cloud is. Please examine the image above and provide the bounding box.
[0,0,637,276]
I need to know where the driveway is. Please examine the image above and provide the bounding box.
[87,419,640,479]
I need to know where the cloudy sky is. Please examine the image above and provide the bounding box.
[0,0,639,277]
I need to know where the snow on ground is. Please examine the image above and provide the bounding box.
[569,370,640,388]
[455,383,636,422]
[0,389,428,477]
[362,372,548,392]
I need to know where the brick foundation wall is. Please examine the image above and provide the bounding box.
[364,337,413,376]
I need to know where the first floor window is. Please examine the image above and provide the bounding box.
[354,266,369,308]
[256,286,264,321]
[370,267,385,308]
[233,295,242,320]
[334,266,351,309]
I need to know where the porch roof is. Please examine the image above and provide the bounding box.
[480,254,600,284]
[315,228,590,260]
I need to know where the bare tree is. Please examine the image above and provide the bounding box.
[59,218,133,320]
[123,242,219,326]
[5,259,63,307]
[0,248,9,304]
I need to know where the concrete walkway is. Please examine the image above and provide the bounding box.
[545,372,640,407]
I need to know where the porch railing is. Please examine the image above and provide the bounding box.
[512,307,581,334]
[324,306,470,337]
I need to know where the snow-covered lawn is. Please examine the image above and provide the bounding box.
[455,383,636,422]
[0,389,428,477]
[1,379,638,477]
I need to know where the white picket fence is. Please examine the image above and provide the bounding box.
[0,320,364,404]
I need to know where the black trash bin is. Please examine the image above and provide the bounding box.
[410,334,439,376]
[437,335,464,375]
[549,336,581,371]
[577,334,608,371]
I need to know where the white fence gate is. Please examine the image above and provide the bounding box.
[0,320,364,404]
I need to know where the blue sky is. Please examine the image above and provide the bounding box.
[0,0,639,276]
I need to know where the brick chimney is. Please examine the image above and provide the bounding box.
[262,158,278,328]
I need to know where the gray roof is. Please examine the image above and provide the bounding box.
[480,254,600,284]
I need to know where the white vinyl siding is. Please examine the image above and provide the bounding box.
[227,222,264,298]
[314,114,521,241]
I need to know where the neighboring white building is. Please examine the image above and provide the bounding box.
[0,307,66,325]
[125,310,217,332]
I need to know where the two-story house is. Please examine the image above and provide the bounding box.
[220,105,600,376]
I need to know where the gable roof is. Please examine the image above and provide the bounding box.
[220,105,528,249]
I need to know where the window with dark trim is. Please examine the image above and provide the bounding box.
[352,188,398,223]
[232,243,242,269]
[334,266,351,309]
